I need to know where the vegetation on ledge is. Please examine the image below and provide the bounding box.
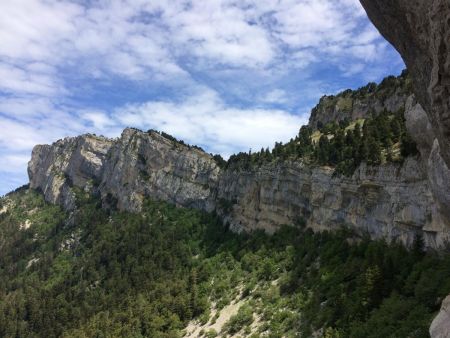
[219,108,418,176]
[309,70,413,129]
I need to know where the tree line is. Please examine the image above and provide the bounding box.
[219,109,418,176]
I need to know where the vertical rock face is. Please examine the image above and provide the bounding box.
[27,127,450,250]
[405,96,450,226]
[360,0,450,227]
[99,128,221,212]
[28,134,113,210]
[217,158,448,248]
[28,128,221,213]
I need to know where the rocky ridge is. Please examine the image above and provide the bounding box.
[28,134,113,210]
[98,128,220,212]
[308,70,412,129]
[28,118,450,251]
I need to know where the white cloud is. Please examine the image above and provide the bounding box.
[0,63,63,96]
[341,63,366,77]
[0,154,30,173]
[0,0,80,61]
[0,117,46,151]
[273,1,352,48]
[114,88,307,157]
[0,96,54,120]
[164,1,276,68]
[262,89,289,104]
[81,110,116,130]
[0,0,393,88]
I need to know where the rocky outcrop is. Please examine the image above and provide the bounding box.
[28,134,113,210]
[29,129,221,213]
[355,2,450,334]
[430,295,450,338]
[309,72,411,129]
[28,127,450,249]
[405,96,450,231]
[98,128,220,212]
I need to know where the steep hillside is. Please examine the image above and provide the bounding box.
[1,187,449,337]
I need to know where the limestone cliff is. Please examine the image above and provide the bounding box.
[28,134,113,210]
[28,126,450,250]
[98,128,220,212]
[28,129,220,214]
[217,158,447,248]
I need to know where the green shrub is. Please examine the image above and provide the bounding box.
[223,304,254,335]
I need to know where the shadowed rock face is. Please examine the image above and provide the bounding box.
[359,1,450,336]
[360,0,450,243]
[360,0,450,167]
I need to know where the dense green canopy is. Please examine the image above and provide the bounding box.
[0,188,448,337]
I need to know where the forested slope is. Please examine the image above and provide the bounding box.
[0,188,449,337]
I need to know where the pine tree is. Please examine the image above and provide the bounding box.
[189,269,199,317]
[412,234,425,258]
[390,117,402,142]
[359,138,369,162]
[317,135,330,165]
[353,123,362,141]
[345,130,355,148]
[265,148,272,161]
[367,137,382,164]
[299,126,312,146]
[363,265,383,308]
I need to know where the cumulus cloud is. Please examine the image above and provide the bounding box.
[114,88,307,157]
[0,63,63,96]
[0,0,395,87]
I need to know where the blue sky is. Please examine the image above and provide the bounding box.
[0,0,404,195]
